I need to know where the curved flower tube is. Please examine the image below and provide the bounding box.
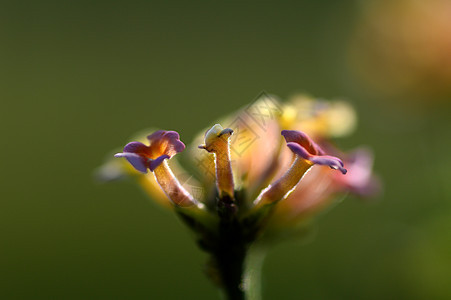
[282,130,347,174]
[188,95,285,200]
[198,124,235,200]
[254,130,346,207]
[268,148,379,230]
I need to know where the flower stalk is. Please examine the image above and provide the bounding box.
[199,124,235,200]
[254,156,313,207]
[153,160,197,207]
[104,95,379,300]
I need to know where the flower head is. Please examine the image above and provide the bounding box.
[114,130,198,208]
[106,94,378,224]
[282,130,347,174]
[100,93,380,299]
[114,130,185,173]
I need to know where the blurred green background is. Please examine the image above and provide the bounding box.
[1,1,450,299]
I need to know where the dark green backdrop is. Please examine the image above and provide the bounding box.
[1,1,450,299]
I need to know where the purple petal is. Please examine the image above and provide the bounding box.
[281,130,308,144]
[147,130,167,144]
[309,155,347,174]
[285,142,347,174]
[286,142,311,160]
[281,130,323,155]
[162,130,180,140]
[149,154,170,171]
[164,131,185,153]
[123,141,148,154]
[147,130,185,156]
[168,138,185,154]
[114,152,149,173]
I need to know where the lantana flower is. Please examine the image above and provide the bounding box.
[114,130,198,208]
[98,93,379,300]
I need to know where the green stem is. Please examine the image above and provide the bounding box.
[243,247,266,300]
[216,247,246,300]
[214,210,246,300]
[215,244,266,300]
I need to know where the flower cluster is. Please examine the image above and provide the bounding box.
[98,93,379,299]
